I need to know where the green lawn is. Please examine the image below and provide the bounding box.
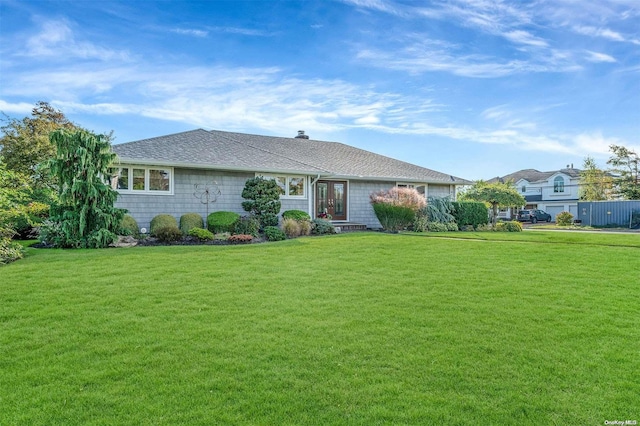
[1,232,639,425]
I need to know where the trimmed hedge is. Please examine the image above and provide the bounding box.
[207,211,240,233]
[154,225,183,242]
[282,210,311,221]
[150,214,178,236]
[451,202,488,230]
[188,227,215,241]
[180,213,204,234]
[119,214,139,236]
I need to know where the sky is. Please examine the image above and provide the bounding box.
[1,0,638,180]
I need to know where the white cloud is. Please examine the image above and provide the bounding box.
[503,30,548,47]
[585,51,616,63]
[0,100,35,115]
[171,28,209,37]
[23,19,131,62]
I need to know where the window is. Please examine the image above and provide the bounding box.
[259,174,306,198]
[397,183,427,198]
[109,166,173,194]
[554,176,565,193]
[521,185,526,193]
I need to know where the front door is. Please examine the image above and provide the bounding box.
[316,180,347,221]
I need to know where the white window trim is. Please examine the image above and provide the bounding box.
[257,174,308,199]
[112,165,174,195]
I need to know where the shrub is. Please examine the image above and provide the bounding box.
[38,220,64,246]
[372,203,415,232]
[451,202,489,230]
[556,211,574,226]
[261,212,279,228]
[241,177,282,228]
[426,222,449,232]
[0,225,24,265]
[312,219,335,235]
[424,196,455,223]
[370,187,426,210]
[446,222,459,231]
[233,216,260,237]
[179,213,204,234]
[150,214,178,236]
[188,227,215,241]
[495,221,523,232]
[0,202,50,239]
[264,226,286,241]
[370,187,425,232]
[298,220,312,236]
[282,210,311,221]
[282,218,301,238]
[154,225,183,242]
[214,232,230,241]
[412,216,428,232]
[228,234,253,244]
[119,214,139,236]
[207,211,240,233]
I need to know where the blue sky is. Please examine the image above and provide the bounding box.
[1,0,638,180]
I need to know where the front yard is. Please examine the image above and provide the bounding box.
[1,232,638,424]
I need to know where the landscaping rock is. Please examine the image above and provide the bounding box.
[110,235,138,248]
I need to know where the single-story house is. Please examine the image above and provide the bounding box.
[110,129,471,230]
[489,167,582,221]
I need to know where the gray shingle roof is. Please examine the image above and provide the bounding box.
[489,168,582,184]
[112,129,470,185]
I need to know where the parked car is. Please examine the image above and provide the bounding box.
[517,209,552,223]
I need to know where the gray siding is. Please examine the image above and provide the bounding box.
[115,168,252,230]
[115,166,459,231]
[348,180,396,229]
[577,201,640,227]
[115,168,312,230]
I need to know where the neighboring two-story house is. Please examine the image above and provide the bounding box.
[489,167,581,221]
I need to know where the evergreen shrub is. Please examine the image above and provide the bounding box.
[188,227,215,241]
[120,214,139,236]
[282,210,311,221]
[207,211,240,233]
[179,213,204,234]
[452,202,489,230]
[264,226,286,241]
[311,219,335,235]
[150,214,178,236]
[154,225,183,242]
[426,222,449,232]
[233,216,260,237]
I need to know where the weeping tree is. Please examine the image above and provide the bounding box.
[459,180,525,227]
[44,128,125,248]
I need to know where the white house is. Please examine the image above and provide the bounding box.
[489,167,581,221]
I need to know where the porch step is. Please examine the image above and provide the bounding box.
[333,223,367,232]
